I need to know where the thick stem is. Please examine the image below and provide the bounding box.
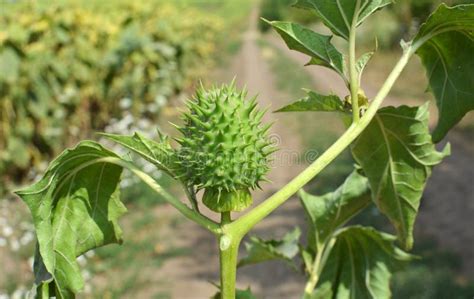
[349,0,361,123]
[228,47,415,240]
[219,234,240,299]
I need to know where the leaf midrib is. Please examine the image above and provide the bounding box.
[374,115,407,238]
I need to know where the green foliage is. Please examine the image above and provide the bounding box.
[12,1,474,299]
[311,226,412,299]
[299,171,371,250]
[294,0,393,40]
[14,141,126,297]
[238,228,301,269]
[352,104,450,249]
[259,0,318,32]
[275,90,345,113]
[0,2,222,189]
[101,132,177,178]
[175,83,275,212]
[268,20,346,78]
[414,4,474,141]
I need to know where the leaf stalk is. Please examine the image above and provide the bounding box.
[349,0,361,123]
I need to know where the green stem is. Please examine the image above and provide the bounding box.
[304,246,324,296]
[303,237,337,296]
[221,212,232,224]
[219,232,240,299]
[349,0,361,123]
[98,157,221,235]
[228,46,415,240]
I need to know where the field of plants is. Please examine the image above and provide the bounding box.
[1,0,473,298]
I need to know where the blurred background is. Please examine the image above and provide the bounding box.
[0,0,473,298]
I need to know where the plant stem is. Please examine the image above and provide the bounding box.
[303,237,337,296]
[219,232,240,299]
[304,246,324,296]
[221,212,232,224]
[98,157,221,235]
[228,47,415,240]
[349,0,361,123]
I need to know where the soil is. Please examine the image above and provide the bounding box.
[152,5,474,299]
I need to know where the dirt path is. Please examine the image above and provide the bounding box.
[265,31,474,278]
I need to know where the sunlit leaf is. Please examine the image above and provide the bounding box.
[275,89,345,113]
[413,4,474,142]
[238,228,301,269]
[267,20,345,77]
[352,104,450,249]
[15,141,127,298]
[100,132,177,177]
[299,171,371,251]
[312,226,412,299]
[294,0,393,40]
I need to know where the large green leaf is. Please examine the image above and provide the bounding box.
[351,104,450,250]
[413,4,474,142]
[15,141,127,298]
[299,171,371,251]
[267,21,345,77]
[294,0,393,40]
[275,89,345,113]
[238,228,301,269]
[100,132,177,177]
[312,226,412,299]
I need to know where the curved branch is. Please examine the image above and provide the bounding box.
[98,157,221,235]
[228,47,415,239]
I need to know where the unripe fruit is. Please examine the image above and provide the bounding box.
[175,82,275,212]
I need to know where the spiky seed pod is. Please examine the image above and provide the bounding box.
[175,82,275,212]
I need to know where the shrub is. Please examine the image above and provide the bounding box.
[0,2,222,192]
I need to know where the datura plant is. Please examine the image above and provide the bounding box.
[15,1,474,299]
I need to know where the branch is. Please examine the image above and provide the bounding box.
[228,46,415,239]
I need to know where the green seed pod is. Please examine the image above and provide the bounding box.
[175,82,275,212]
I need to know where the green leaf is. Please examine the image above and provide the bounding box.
[238,228,301,269]
[15,141,127,298]
[299,171,371,251]
[267,20,345,77]
[294,0,393,40]
[275,89,345,113]
[351,104,450,250]
[413,4,474,142]
[100,132,177,177]
[356,51,375,84]
[211,287,258,299]
[313,226,412,299]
